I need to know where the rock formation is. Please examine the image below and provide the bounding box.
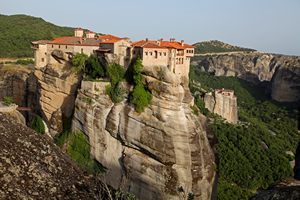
[33,61,81,136]
[0,64,32,107]
[204,89,238,124]
[72,65,216,200]
[0,113,106,199]
[193,52,300,102]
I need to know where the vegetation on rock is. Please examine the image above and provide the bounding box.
[67,130,105,173]
[129,57,152,113]
[30,115,45,134]
[190,65,299,199]
[2,96,14,106]
[106,63,126,103]
[0,14,74,58]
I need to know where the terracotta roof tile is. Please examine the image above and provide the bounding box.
[132,39,194,49]
[47,37,100,46]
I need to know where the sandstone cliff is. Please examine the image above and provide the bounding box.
[204,89,238,124]
[72,65,216,200]
[0,113,106,199]
[192,53,300,102]
[32,61,81,135]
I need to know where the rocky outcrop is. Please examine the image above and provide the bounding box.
[0,64,32,107]
[204,89,238,124]
[251,180,300,200]
[0,113,106,200]
[33,61,81,136]
[72,65,216,200]
[193,52,300,102]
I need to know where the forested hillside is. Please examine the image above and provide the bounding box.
[190,66,299,200]
[193,40,256,54]
[0,14,74,58]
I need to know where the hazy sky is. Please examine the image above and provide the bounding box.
[1,0,300,55]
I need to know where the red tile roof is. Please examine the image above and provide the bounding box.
[47,37,100,46]
[99,34,121,40]
[132,39,194,49]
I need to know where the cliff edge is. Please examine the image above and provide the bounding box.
[72,65,216,200]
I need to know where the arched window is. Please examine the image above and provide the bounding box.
[154,51,158,59]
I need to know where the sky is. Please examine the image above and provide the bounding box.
[1,0,300,55]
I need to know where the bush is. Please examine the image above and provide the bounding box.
[16,59,34,65]
[85,55,106,79]
[67,130,105,173]
[107,63,125,86]
[31,115,45,134]
[129,57,152,113]
[106,83,126,103]
[131,84,152,113]
[72,53,88,72]
[3,96,14,106]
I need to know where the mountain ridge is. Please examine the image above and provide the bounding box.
[193,40,256,54]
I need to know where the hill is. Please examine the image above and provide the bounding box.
[193,40,256,54]
[0,14,74,58]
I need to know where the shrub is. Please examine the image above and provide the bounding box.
[107,63,125,86]
[72,53,88,72]
[106,83,125,103]
[131,84,152,113]
[105,63,126,103]
[67,130,105,173]
[85,55,106,79]
[128,57,152,113]
[3,96,14,106]
[31,115,45,134]
[16,58,34,65]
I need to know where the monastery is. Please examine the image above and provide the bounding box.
[31,28,194,79]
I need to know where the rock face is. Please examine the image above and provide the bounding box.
[0,113,106,199]
[193,52,300,102]
[72,65,216,200]
[251,180,300,200]
[33,61,81,136]
[204,89,238,124]
[0,65,31,107]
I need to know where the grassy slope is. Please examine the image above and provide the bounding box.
[190,66,299,200]
[193,40,256,54]
[0,14,74,58]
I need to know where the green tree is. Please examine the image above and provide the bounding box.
[85,55,106,79]
[129,57,152,113]
[72,53,88,72]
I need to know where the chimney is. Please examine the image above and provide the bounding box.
[75,28,84,37]
[170,38,175,42]
[180,40,184,46]
[145,38,149,42]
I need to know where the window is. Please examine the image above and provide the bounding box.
[145,52,148,56]
[81,48,83,53]
[164,52,166,56]
[150,52,152,56]
[154,51,158,59]
[159,52,162,56]
[52,45,54,48]
[59,45,60,49]
[65,45,68,49]
[133,50,136,54]
[41,58,45,62]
